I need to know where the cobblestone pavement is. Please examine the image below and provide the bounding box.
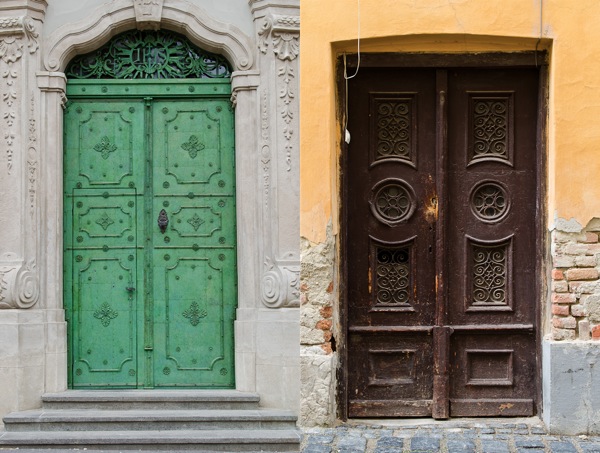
[302,419,600,453]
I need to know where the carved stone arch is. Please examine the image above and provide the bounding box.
[44,0,255,73]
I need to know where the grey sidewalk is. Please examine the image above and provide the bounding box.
[301,419,600,453]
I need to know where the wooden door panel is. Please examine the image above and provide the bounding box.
[449,332,536,416]
[348,333,433,417]
[344,65,540,418]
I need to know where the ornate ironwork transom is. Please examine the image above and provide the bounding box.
[375,246,411,305]
[66,30,232,79]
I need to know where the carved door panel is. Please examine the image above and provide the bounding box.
[151,99,236,387]
[64,86,236,388]
[344,66,539,418]
[64,100,144,387]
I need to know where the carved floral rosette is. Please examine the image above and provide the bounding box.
[262,255,300,308]
[0,253,39,309]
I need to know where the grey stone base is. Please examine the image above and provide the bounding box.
[543,339,600,434]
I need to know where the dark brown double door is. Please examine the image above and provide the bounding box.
[344,66,540,418]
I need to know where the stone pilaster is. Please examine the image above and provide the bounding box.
[0,2,46,310]
[250,0,300,309]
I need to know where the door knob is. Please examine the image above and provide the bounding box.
[158,209,169,234]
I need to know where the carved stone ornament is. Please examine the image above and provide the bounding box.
[261,255,300,308]
[0,16,39,63]
[133,0,164,31]
[258,14,300,61]
[0,253,39,309]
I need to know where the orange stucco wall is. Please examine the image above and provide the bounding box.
[300,0,600,243]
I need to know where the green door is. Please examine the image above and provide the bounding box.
[64,80,236,388]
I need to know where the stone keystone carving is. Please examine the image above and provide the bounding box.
[133,0,164,31]
[0,253,39,309]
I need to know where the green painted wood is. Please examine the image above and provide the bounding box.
[64,83,236,389]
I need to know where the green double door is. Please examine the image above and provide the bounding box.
[64,80,236,388]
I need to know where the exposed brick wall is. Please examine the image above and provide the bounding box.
[551,230,600,340]
[299,224,336,426]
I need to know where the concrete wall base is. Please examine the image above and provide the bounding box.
[543,339,600,434]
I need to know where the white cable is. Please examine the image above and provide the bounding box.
[344,0,361,144]
[343,0,361,80]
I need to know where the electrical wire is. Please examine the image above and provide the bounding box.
[343,0,361,143]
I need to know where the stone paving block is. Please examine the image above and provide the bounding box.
[480,439,511,453]
[307,434,335,444]
[480,428,495,434]
[303,444,333,453]
[376,436,405,449]
[549,440,578,452]
[336,435,367,451]
[515,437,545,449]
[516,449,545,453]
[579,443,600,453]
[530,427,547,435]
[409,436,440,452]
[446,438,476,453]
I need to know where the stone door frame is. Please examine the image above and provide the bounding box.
[0,0,300,417]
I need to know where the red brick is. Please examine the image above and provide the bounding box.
[552,304,570,316]
[323,331,332,342]
[592,325,600,340]
[552,269,564,280]
[321,342,333,354]
[315,319,332,330]
[565,268,599,281]
[565,244,590,255]
[326,281,334,293]
[580,232,600,243]
[551,293,577,304]
[552,316,577,329]
[300,282,309,292]
[320,306,333,319]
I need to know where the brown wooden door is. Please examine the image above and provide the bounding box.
[344,65,539,418]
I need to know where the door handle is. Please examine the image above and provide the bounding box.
[125,287,135,292]
[158,209,169,234]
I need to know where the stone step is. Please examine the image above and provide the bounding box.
[3,408,297,432]
[41,390,260,410]
[0,429,301,451]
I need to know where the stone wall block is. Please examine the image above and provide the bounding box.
[580,232,599,243]
[565,244,590,255]
[565,268,599,281]
[552,327,577,340]
[569,281,600,294]
[552,316,577,329]
[575,256,598,267]
[552,293,577,304]
[554,255,576,268]
[571,304,586,317]
[583,295,600,323]
[552,281,568,293]
[579,320,591,339]
[552,304,570,316]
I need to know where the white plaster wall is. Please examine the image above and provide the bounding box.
[43,0,254,39]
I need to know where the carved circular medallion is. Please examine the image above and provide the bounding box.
[370,179,416,225]
[470,182,509,222]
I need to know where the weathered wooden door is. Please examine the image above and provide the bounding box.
[344,65,540,418]
[64,80,236,388]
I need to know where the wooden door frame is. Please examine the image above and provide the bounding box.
[337,51,549,420]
